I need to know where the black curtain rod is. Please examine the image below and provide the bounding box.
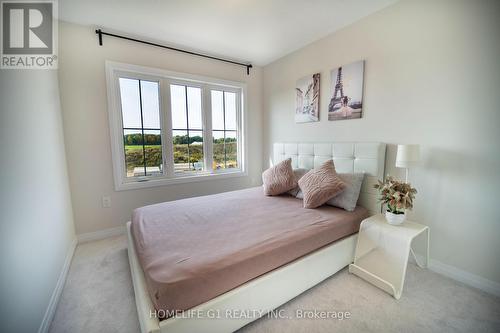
[95,29,253,75]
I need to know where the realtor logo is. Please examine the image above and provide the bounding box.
[1,0,58,69]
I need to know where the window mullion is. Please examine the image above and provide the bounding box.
[137,80,147,176]
[236,90,243,172]
[161,79,175,177]
[202,86,213,173]
[222,91,227,169]
[184,86,191,171]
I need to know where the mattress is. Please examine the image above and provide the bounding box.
[131,186,369,317]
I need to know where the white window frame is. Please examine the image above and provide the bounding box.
[105,61,247,191]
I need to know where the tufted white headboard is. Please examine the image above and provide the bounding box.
[273,142,386,215]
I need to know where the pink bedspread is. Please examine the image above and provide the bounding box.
[131,186,368,316]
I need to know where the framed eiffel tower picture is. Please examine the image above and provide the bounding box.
[295,73,320,123]
[328,60,364,121]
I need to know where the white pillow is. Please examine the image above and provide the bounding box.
[287,168,309,197]
[295,173,365,212]
[326,173,365,211]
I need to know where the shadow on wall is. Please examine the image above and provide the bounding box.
[410,147,473,255]
[383,143,468,180]
[419,146,470,215]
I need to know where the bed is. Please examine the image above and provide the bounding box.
[127,142,386,333]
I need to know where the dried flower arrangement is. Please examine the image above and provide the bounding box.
[374,176,417,214]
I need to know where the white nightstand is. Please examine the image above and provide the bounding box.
[349,214,429,299]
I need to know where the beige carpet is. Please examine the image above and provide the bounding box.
[49,235,500,333]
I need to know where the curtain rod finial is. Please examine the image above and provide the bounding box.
[96,29,103,46]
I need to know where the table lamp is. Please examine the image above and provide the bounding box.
[395,144,420,182]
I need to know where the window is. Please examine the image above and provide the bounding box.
[170,84,204,173]
[106,62,246,190]
[119,78,163,178]
[211,90,239,170]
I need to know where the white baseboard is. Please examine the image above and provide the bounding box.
[38,237,77,333]
[77,225,126,243]
[415,254,500,298]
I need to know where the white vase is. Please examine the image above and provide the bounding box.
[385,211,406,226]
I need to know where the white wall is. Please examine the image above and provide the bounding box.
[58,22,263,235]
[263,0,500,284]
[0,71,76,332]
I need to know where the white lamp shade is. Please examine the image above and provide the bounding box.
[395,144,420,168]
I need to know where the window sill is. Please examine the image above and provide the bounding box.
[115,169,247,191]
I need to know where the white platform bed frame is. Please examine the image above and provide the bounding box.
[127,142,386,333]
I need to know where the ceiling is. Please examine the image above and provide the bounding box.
[59,0,398,66]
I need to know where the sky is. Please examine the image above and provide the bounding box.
[119,78,236,139]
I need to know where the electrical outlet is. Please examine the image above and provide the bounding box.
[102,196,111,208]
